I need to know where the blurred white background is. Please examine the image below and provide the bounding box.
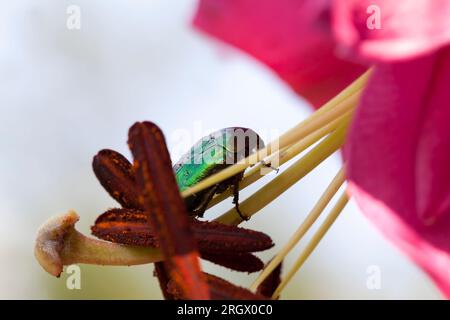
[0,0,441,299]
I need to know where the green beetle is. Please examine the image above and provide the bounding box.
[174,127,265,220]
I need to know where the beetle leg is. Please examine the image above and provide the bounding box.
[261,160,279,173]
[193,185,219,218]
[232,177,249,221]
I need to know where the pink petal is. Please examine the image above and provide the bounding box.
[346,45,450,298]
[193,0,366,108]
[333,0,450,62]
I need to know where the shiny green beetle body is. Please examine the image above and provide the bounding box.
[174,127,264,219]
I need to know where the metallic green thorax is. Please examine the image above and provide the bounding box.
[173,127,264,216]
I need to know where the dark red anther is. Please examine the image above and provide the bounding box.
[92,149,142,210]
[201,252,264,273]
[92,208,273,253]
[128,121,209,300]
[257,259,282,298]
[153,262,175,300]
[167,273,267,300]
[191,219,273,253]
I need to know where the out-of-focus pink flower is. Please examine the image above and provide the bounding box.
[332,0,450,61]
[346,46,450,297]
[193,0,366,108]
[193,0,450,297]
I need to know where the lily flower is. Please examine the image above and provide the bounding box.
[193,0,450,298]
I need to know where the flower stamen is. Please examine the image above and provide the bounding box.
[272,190,349,298]
[250,167,345,290]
